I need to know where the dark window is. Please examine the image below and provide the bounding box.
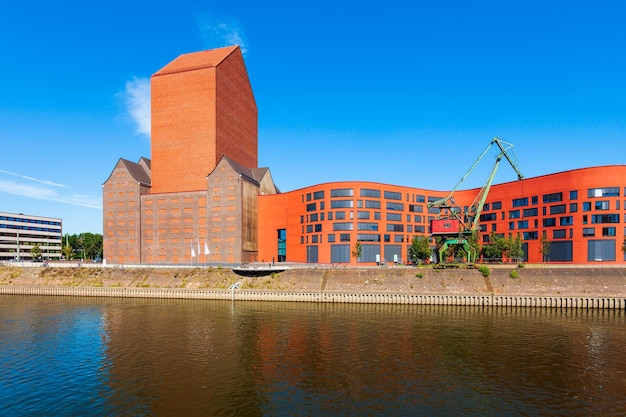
[512,197,528,207]
[313,191,325,200]
[360,188,380,198]
[492,201,502,210]
[543,192,562,203]
[384,191,402,200]
[570,190,578,200]
[523,208,538,217]
[331,188,353,197]
[550,204,567,214]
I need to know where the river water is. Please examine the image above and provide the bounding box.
[0,296,625,416]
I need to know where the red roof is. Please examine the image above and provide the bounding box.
[152,45,239,77]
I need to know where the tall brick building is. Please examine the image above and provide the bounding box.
[104,46,278,265]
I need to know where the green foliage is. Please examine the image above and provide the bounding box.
[478,265,490,277]
[408,236,431,264]
[483,233,506,261]
[510,269,519,279]
[506,234,524,262]
[539,234,551,262]
[30,244,42,260]
[415,272,424,279]
[63,233,103,260]
[351,242,362,261]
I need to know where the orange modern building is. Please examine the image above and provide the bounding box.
[104,46,626,266]
[257,166,626,265]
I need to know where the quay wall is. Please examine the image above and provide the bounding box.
[1,264,625,308]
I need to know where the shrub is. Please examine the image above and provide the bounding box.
[510,270,519,279]
[478,265,490,277]
[416,272,424,279]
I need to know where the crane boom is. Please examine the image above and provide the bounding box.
[429,137,523,263]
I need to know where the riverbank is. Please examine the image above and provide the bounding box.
[1,263,625,297]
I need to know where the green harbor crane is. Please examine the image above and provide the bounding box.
[427,137,523,264]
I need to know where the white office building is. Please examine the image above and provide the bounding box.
[0,212,63,262]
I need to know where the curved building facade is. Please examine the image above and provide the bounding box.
[258,166,626,265]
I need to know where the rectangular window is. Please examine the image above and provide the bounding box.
[328,212,333,220]
[523,208,538,217]
[374,212,381,220]
[357,234,380,242]
[591,214,619,224]
[509,210,521,219]
[583,227,595,237]
[357,211,370,219]
[543,218,556,227]
[360,188,380,198]
[570,203,578,213]
[339,234,351,242]
[570,190,578,200]
[331,188,354,197]
[310,213,318,222]
[384,191,402,200]
[330,200,353,209]
[480,213,497,221]
[583,202,591,211]
[408,204,424,213]
[313,190,325,200]
[517,220,528,229]
[560,216,574,226]
[523,231,538,240]
[415,195,425,203]
[532,196,538,205]
[550,204,567,214]
[414,225,425,233]
[492,201,502,210]
[602,227,616,237]
[553,229,566,239]
[386,213,402,221]
[483,203,490,211]
[327,234,336,242]
[333,222,353,231]
[414,215,422,223]
[386,224,404,232]
[306,203,317,212]
[594,200,610,210]
[358,222,378,231]
[335,211,345,220]
[509,222,515,230]
[387,202,404,211]
[365,200,381,209]
[512,197,528,207]
[543,192,563,203]
[588,187,620,198]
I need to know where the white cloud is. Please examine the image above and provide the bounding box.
[0,169,68,188]
[0,180,102,210]
[196,13,248,56]
[123,76,151,137]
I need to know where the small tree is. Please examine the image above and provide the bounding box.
[539,234,551,262]
[483,233,506,262]
[30,244,42,261]
[408,236,431,264]
[63,244,73,260]
[506,234,524,263]
[351,242,362,262]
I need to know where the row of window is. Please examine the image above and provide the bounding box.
[302,233,412,245]
[0,216,62,227]
[304,188,445,204]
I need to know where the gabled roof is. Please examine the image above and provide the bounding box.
[152,45,239,77]
[219,155,266,186]
[120,158,151,187]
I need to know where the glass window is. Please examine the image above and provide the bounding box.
[492,201,502,210]
[331,200,353,209]
[360,188,380,198]
[560,216,574,226]
[408,204,423,213]
[386,213,402,221]
[594,200,610,210]
[313,190,325,200]
[550,204,567,214]
[543,192,562,203]
[532,196,538,205]
[583,202,591,211]
[365,200,381,209]
[517,220,528,229]
[591,214,619,224]
[357,211,370,219]
[553,229,566,239]
[480,213,497,221]
[384,191,402,200]
[602,227,616,237]
[331,188,353,197]
[588,187,619,198]
[512,197,528,207]
[327,234,336,242]
[569,190,578,200]
[543,218,556,227]
[509,210,521,219]
[523,208,538,217]
[333,222,353,231]
[335,211,345,220]
[582,228,595,237]
[570,203,578,213]
[386,202,404,211]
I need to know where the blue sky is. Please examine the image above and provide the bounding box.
[1,0,624,234]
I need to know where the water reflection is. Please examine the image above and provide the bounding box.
[1,297,625,416]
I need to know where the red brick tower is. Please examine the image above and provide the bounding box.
[150,46,257,194]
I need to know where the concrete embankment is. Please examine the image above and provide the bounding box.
[1,264,625,308]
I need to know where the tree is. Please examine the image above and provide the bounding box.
[539,234,551,262]
[408,236,431,264]
[30,244,42,261]
[506,234,524,262]
[63,244,73,260]
[351,242,362,262]
[483,233,506,261]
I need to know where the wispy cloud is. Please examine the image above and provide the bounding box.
[122,76,151,138]
[0,169,68,188]
[196,12,248,56]
[0,180,102,209]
